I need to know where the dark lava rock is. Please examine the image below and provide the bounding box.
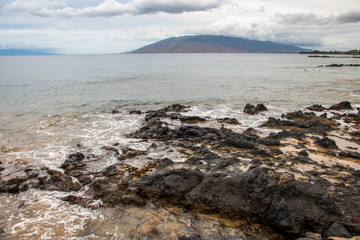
[60,152,86,174]
[353,170,360,177]
[145,111,171,121]
[162,104,189,112]
[137,168,204,200]
[180,116,206,124]
[339,151,360,160]
[244,103,268,115]
[178,234,202,240]
[284,111,316,120]
[306,105,326,112]
[135,165,342,236]
[298,150,309,157]
[157,158,174,168]
[129,110,142,114]
[324,221,352,238]
[217,117,240,125]
[315,137,338,149]
[130,119,272,150]
[261,117,333,135]
[328,101,353,111]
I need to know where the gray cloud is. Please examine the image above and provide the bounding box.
[3,0,222,17]
[276,13,334,25]
[337,11,360,23]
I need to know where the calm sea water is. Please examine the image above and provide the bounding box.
[0,53,360,239]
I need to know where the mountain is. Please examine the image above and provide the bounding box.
[131,35,310,53]
[0,49,58,56]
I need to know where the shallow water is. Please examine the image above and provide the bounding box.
[0,53,360,239]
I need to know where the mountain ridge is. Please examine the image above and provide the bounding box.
[131,35,311,53]
[0,49,58,56]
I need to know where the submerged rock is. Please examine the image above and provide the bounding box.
[217,117,240,125]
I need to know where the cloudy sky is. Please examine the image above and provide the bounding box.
[0,0,359,54]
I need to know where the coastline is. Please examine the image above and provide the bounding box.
[1,102,360,239]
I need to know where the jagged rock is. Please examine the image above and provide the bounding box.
[261,117,333,135]
[325,221,352,238]
[307,105,326,112]
[329,101,353,111]
[180,116,206,124]
[284,111,316,120]
[217,117,240,125]
[178,234,202,240]
[298,150,309,157]
[129,110,142,114]
[244,103,268,115]
[339,151,360,160]
[135,164,342,236]
[157,158,174,168]
[315,137,338,149]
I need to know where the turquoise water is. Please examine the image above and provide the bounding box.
[1,53,360,165]
[1,53,359,116]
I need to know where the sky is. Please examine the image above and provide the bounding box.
[0,0,359,54]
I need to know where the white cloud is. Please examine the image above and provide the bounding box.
[1,0,360,53]
[3,0,222,17]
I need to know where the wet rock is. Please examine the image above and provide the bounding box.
[157,158,174,168]
[329,101,353,111]
[137,168,204,201]
[180,116,206,124]
[111,110,120,114]
[216,117,240,125]
[178,234,202,240]
[145,111,171,121]
[298,150,309,157]
[129,110,142,114]
[244,103,268,115]
[339,151,360,160]
[118,147,148,161]
[135,164,342,237]
[353,170,360,177]
[102,145,120,155]
[261,117,333,135]
[284,111,316,121]
[307,105,326,112]
[162,104,189,112]
[60,152,86,174]
[315,137,338,149]
[144,104,189,121]
[325,221,352,238]
[40,169,82,192]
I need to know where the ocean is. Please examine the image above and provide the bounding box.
[0,53,359,239]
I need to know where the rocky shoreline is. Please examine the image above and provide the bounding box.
[1,102,360,239]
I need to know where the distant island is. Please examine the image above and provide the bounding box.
[131,35,311,53]
[0,49,58,56]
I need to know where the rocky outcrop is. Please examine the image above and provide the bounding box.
[244,103,268,115]
[1,102,360,239]
[135,163,343,237]
[328,101,353,111]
